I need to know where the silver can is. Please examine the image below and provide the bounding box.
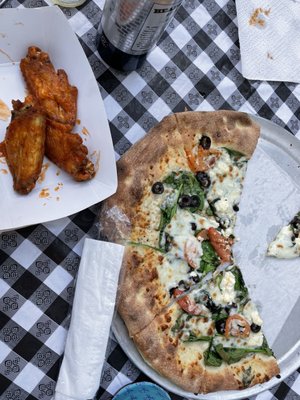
[97,0,183,70]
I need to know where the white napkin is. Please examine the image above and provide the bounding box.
[236,0,300,83]
[53,238,124,400]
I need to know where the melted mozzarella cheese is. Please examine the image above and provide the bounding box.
[181,321,213,340]
[214,330,264,348]
[158,256,190,290]
[267,225,300,258]
[243,301,263,326]
[207,149,247,236]
[209,271,236,306]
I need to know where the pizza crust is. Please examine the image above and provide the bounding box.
[117,246,171,336]
[175,110,260,159]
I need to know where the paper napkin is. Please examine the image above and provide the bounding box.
[236,0,300,83]
[53,238,124,400]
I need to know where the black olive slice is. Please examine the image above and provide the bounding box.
[206,298,222,314]
[178,195,191,208]
[190,222,197,231]
[196,171,211,188]
[192,275,200,283]
[215,318,227,335]
[169,287,178,297]
[250,323,261,333]
[199,135,211,150]
[190,195,200,208]
[151,181,164,194]
[291,215,300,234]
[225,302,237,314]
[233,204,239,212]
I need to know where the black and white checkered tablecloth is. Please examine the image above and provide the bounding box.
[0,0,300,399]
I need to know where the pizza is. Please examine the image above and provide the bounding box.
[100,110,280,394]
[267,211,300,258]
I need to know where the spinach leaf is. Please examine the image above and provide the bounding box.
[214,341,274,365]
[158,201,177,232]
[230,266,249,304]
[163,171,205,212]
[242,366,253,388]
[127,241,165,254]
[211,309,228,322]
[215,344,251,365]
[171,313,194,333]
[200,240,220,275]
[182,333,212,342]
[204,340,223,367]
[207,198,220,217]
[171,314,184,333]
[261,336,274,357]
[215,273,223,290]
[223,147,245,160]
[206,207,214,216]
[204,349,223,367]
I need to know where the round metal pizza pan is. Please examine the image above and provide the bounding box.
[112,114,300,399]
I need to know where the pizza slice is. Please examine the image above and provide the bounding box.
[101,111,259,245]
[267,211,300,258]
[118,223,225,336]
[101,109,259,271]
[133,265,279,394]
[175,111,260,238]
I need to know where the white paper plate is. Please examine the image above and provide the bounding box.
[113,114,300,399]
[0,7,117,232]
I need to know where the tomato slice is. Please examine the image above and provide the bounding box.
[207,227,232,263]
[185,146,221,173]
[185,148,198,172]
[173,289,207,316]
[225,314,250,338]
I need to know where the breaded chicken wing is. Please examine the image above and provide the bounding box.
[20,46,78,126]
[46,120,95,181]
[5,102,46,194]
[20,47,95,182]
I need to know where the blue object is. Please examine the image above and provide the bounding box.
[113,382,171,400]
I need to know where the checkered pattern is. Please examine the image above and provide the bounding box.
[0,0,300,399]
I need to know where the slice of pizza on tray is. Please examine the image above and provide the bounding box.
[267,211,300,258]
[100,110,280,394]
[133,265,278,393]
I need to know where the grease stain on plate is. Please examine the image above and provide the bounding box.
[249,7,271,28]
[0,99,10,121]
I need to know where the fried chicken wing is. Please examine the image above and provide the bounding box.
[5,102,46,194]
[20,46,77,126]
[20,47,96,182]
[46,120,95,181]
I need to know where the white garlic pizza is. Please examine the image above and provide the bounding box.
[100,111,279,394]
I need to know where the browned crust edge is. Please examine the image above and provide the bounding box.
[117,247,170,336]
[100,113,180,236]
[175,110,260,159]
[133,311,279,394]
